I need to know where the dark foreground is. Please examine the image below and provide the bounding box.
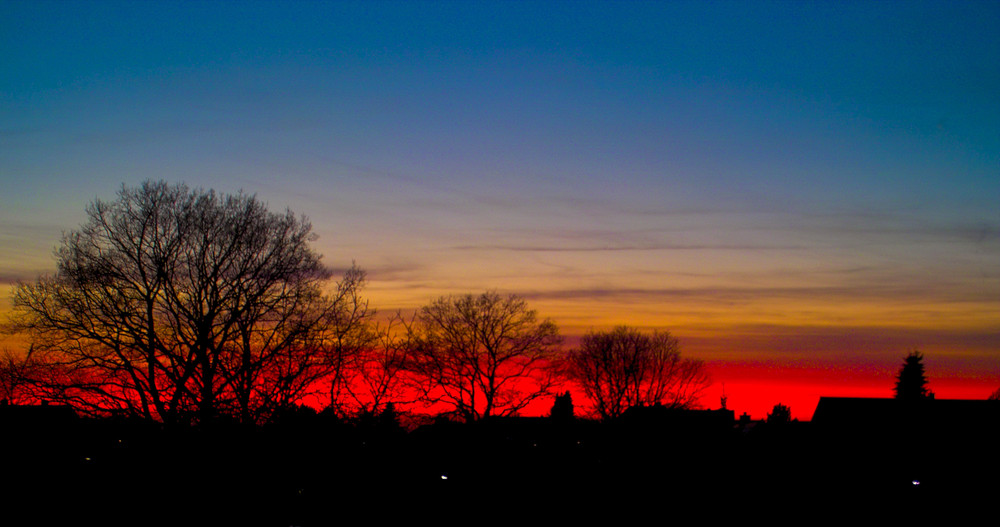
[3,403,996,524]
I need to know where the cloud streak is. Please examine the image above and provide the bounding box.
[451,243,804,252]
[522,281,999,304]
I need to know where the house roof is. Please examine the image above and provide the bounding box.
[812,396,1000,428]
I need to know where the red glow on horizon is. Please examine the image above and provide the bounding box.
[702,361,1000,421]
[294,359,999,423]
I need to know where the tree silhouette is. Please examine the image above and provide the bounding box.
[562,326,710,420]
[402,291,562,422]
[325,313,411,419]
[767,403,792,423]
[0,347,45,405]
[988,387,1000,401]
[894,351,933,401]
[9,181,371,425]
[549,391,574,421]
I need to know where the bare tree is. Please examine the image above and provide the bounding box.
[403,291,562,422]
[328,313,412,418]
[563,326,710,420]
[9,180,368,425]
[223,264,377,424]
[0,347,46,405]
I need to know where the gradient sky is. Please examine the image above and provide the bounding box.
[2,1,998,419]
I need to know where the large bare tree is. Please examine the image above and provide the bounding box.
[9,180,369,425]
[403,291,562,421]
[563,326,710,420]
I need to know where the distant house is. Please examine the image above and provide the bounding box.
[812,396,1000,431]
[812,397,905,428]
[620,404,735,430]
[809,396,999,490]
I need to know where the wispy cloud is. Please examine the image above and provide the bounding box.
[685,324,1000,363]
[520,278,1000,306]
[0,272,38,287]
[349,261,427,283]
[451,243,804,252]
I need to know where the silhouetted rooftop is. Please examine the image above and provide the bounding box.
[812,396,1000,428]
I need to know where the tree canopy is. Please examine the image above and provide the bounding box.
[563,326,710,420]
[767,403,792,423]
[402,291,562,421]
[9,181,371,425]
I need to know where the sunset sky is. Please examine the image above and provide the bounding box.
[2,1,998,419]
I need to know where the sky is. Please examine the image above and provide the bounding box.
[2,0,998,419]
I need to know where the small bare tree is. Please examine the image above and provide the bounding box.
[563,326,710,420]
[403,291,562,422]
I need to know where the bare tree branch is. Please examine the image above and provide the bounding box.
[8,180,369,426]
[402,291,562,421]
[563,326,711,420]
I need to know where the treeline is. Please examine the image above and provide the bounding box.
[2,181,710,426]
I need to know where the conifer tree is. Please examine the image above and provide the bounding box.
[894,351,932,400]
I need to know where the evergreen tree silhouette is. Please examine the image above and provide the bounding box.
[549,391,574,421]
[894,351,933,400]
